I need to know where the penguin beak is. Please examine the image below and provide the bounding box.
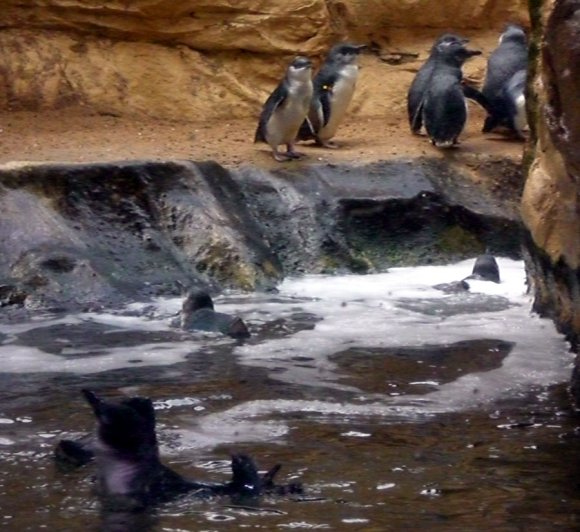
[465,49,482,58]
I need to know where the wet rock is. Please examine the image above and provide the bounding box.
[522,1,580,404]
[0,281,27,306]
[0,158,520,312]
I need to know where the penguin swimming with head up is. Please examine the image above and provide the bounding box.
[465,253,501,283]
[418,40,482,148]
[298,43,366,148]
[255,56,313,162]
[481,24,528,137]
[55,390,301,511]
[178,290,250,339]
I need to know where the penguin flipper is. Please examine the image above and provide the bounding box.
[297,118,315,141]
[298,99,323,141]
[319,89,332,127]
[411,98,425,134]
[254,84,288,143]
[462,84,493,114]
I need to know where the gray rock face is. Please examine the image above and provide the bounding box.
[0,158,521,312]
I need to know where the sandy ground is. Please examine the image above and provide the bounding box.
[0,103,524,171]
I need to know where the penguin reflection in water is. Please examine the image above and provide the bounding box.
[418,40,483,148]
[254,56,313,162]
[298,43,366,148]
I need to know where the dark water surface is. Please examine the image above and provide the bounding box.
[1,259,579,531]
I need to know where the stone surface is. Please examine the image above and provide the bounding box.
[0,159,521,313]
[522,0,580,269]
[521,0,580,402]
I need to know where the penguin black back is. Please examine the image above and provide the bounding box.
[469,254,501,283]
[407,33,468,134]
[420,41,481,147]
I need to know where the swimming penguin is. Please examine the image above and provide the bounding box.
[297,43,366,148]
[178,290,250,339]
[407,34,468,134]
[481,25,528,135]
[465,253,501,283]
[419,40,482,148]
[57,390,299,510]
[434,253,500,293]
[254,56,313,162]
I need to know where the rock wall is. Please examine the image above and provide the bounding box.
[0,159,521,313]
[521,0,580,401]
[0,1,528,121]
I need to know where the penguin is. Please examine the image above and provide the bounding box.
[481,25,528,135]
[58,390,299,510]
[255,56,313,162]
[503,69,527,138]
[434,253,500,293]
[466,253,501,283]
[178,290,250,339]
[407,33,468,134]
[419,40,482,147]
[297,43,366,148]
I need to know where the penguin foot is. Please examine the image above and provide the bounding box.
[432,139,458,149]
[286,150,306,159]
[316,140,339,149]
[272,151,294,162]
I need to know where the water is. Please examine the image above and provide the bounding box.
[1,258,579,530]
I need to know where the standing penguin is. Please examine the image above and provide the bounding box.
[407,33,468,134]
[255,56,313,162]
[420,40,482,147]
[481,25,528,135]
[298,43,366,148]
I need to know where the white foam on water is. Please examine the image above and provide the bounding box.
[0,341,201,374]
[228,259,570,395]
[0,258,573,446]
[182,259,573,444]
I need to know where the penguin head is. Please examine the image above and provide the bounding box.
[431,33,469,53]
[287,56,313,82]
[182,290,214,313]
[499,24,527,45]
[436,40,481,67]
[82,390,157,454]
[326,43,367,66]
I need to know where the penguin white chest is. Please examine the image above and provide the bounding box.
[320,65,359,140]
[514,93,527,134]
[268,80,313,146]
